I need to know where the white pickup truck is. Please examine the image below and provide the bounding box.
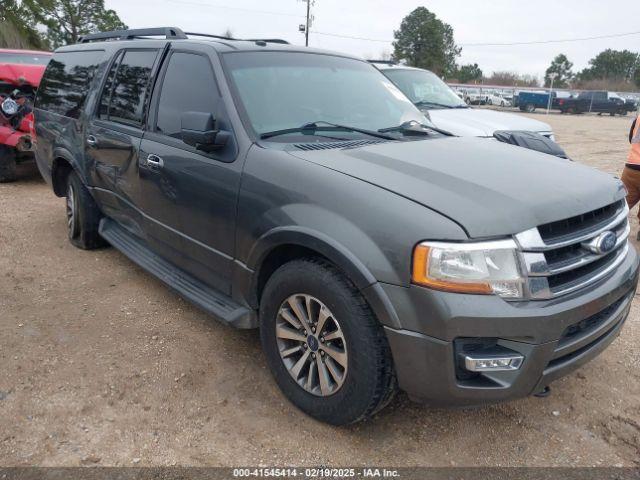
[373,62,555,141]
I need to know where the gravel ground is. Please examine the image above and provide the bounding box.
[1,112,639,467]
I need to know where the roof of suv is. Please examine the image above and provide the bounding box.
[57,26,360,59]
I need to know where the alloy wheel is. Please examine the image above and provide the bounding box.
[66,183,77,239]
[275,294,348,396]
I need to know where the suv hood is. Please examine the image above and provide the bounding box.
[288,137,623,238]
[427,107,552,137]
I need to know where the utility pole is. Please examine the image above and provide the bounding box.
[546,72,557,115]
[299,0,314,46]
[305,0,311,46]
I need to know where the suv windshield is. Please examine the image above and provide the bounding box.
[0,52,51,65]
[382,68,468,109]
[223,52,428,140]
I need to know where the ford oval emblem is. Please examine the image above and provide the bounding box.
[584,231,617,255]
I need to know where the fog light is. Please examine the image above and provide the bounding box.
[464,354,524,372]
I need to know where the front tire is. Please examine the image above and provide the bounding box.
[260,259,396,425]
[66,171,105,250]
[0,145,17,183]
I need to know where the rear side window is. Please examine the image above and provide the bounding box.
[36,50,103,119]
[98,49,158,127]
[155,52,218,139]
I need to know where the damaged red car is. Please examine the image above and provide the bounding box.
[0,48,51,182]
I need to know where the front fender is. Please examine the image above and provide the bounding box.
[244,224,402,329]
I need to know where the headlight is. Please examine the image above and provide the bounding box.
[412,240,525,299]
[1,97,19,116]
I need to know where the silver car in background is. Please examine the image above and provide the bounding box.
[372,62,554,140]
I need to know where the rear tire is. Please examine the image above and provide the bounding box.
[0,145,17,183]
[65,170,105,250]
[524,103,535,113]
[260,259,396,425]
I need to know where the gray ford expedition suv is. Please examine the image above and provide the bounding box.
[33,27,639,425]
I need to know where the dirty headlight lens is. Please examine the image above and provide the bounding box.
[412,240,524,299]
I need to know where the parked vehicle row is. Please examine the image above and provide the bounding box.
[559,91,629,116]
[0,28,634,426]
[448,83,640,116]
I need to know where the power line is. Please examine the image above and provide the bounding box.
[311,29,640,46]
[462,30,640,46]
[311,31,390,42]
[159,0,304,18]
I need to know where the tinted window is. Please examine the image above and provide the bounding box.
[100,49,158,127]
[0,52,51,65]
[98,51,123,119]
[36,50,103,119]
[156,52,218,139]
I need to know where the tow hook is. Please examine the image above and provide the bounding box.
[533,386,551,398]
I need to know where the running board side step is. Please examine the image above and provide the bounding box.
[99,218,255,329]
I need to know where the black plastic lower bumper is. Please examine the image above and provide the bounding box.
[383,245,639,405]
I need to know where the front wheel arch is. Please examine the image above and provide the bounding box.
[246,230,402,330]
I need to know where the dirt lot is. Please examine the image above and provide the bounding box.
[1,112,639,467]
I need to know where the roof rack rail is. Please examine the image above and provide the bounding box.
[184,32,289,44]
[78,27,187,43]
[77,27,289,45]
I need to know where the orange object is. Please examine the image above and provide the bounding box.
[628,116,640,166]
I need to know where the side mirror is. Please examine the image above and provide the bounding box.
[181,111,229,152]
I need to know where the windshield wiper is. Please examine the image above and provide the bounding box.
[378,120,454,137]
[260,121,396,140]
[414,100,455,109]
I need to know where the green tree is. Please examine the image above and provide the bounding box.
[0,0,48,49]
[22,0,127,48]
[544,54,573,88]
[578,49,640,83]
[453,63,483,83]
[392,7,461,77]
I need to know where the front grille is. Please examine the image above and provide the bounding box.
[516,201,630,299]
[538,200,624,245]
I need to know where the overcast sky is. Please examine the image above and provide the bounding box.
[105,0,640,79]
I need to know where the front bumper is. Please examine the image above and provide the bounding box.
[382,244,639,405]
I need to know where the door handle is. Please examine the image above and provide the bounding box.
[145,154,164,169]
[86,135,98,147]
